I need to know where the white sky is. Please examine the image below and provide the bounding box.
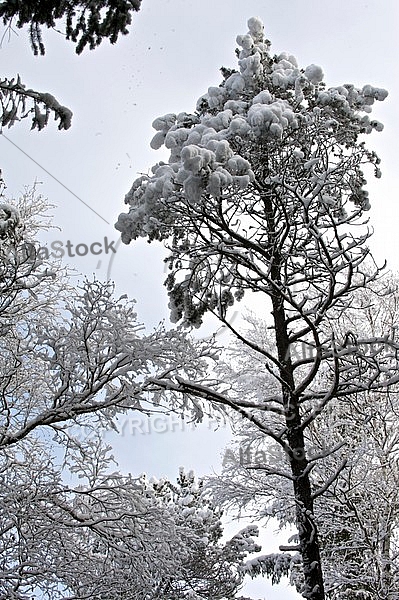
[1,1,398,597]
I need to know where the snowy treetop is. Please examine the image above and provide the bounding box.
[116,16,387,247]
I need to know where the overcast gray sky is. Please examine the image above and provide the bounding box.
[1,1,398,597]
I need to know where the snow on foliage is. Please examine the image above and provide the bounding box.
[116,16,387,251]
[1,434,260,599]
[243,552,302,586]
[0,75,73,130]
[0,202,20,236]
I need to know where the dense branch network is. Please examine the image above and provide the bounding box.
[0,184,264,599]
[115,16,393,600]
[0,189,217,448]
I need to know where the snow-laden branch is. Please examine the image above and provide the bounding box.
[0,75,72,130]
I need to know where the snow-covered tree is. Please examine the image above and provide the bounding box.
[0,184,261,599]
[0,184,214,448]
[308,280,399,599]
[145,468,263,600]
[0,75,73,130]
[311,390,399,600]
[1,431,264,599]
[1,420,266,599]
[212,382,399,600]
[116,16,396,600]
[66,465,266,600]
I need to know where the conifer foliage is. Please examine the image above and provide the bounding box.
[0,0,142,55]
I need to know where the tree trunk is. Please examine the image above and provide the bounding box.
[380,513,392,599]
[265,189,325,600]
[271,290,325,600]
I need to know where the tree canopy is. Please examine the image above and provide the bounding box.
[1,431,264,599]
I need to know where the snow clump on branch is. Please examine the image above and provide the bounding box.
[0,203,20,237]
[116,16,388,245]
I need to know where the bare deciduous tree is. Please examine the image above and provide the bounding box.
[1,186,263,599]
[0,187,215,450]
